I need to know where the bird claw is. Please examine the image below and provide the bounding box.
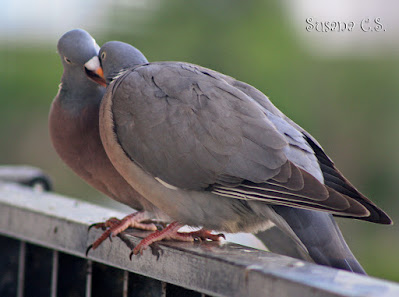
[131,242,147,256]
[129,222,225,259]
[151,243,163,259]
[88,222,104,232]
[86,212,159,256]
[88,217,120,232]
[129,246,144,259]
[129,249,135,260]
[129,243,163,260]
[154,221,168,230]
[185,229,226,242]
[85,244,93,257]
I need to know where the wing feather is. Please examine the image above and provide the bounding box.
[109,62,389,223]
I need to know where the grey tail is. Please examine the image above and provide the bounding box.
[257,206,366,274]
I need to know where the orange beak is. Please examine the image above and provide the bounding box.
[95,67,104,80]
[92,66,106,87]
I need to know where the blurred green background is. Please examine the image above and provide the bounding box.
[1,0,398,281]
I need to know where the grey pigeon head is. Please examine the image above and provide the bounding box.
[57,29,100,67]
[99,41,148,84]
[57,29,105,87]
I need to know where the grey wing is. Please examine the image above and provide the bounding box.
[110,62,371,219]
[221,74,391,224]
[111,62,288,190]
[183,64,324,182]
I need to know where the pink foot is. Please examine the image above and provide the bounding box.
[86,212,158,255]
[131,222,225,256]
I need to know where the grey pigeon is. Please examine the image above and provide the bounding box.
[50,30,167,251]
[96,41,391,274]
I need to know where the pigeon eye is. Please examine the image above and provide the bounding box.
[101,52,106,60]
[64,57,72,64]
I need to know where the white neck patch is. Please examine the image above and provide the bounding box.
[112,68,129,81]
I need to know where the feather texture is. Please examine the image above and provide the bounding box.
[108,62,390,224]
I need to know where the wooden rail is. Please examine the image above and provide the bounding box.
[0,166,398,297]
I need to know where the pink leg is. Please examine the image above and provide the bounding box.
[87,212,158,255]
[132,222,225,256]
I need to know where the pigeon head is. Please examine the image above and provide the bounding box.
[57,29,106,86]
[99,41,148,84]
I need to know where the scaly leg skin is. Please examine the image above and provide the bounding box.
[88,217,121,231]
[86,212,158,256]
[131,221,225,257]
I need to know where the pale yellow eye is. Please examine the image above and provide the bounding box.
[101,52,106,60]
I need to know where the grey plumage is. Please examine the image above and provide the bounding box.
[270,206,366,274]
[50,30,164,219]
[106,61,385,221]
[98,41,391,274]
[101,41,148,84]
[225,77,389,223]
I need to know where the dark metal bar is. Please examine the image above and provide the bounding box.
[0,236,19,297]
[162,282,167,297]
[86,260,92,297]
[128,271,163,297]
[51,250,59,297]
[166,283,203,297]
[17,241,26,297]
[92,261,125,297]
[56,252,88,297]
[24,243,53,297]
[123,270,129,297]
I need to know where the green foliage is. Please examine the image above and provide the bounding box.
[0,47,61,112]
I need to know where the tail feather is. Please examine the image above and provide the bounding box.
[257,205,366,274]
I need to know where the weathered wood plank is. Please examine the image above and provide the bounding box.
[0,177,398,297]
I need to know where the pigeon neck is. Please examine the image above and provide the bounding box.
[59,67,105,115]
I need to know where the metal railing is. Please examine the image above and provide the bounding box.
[0,166,398,297]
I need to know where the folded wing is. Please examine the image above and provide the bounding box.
[109,62,390,224]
